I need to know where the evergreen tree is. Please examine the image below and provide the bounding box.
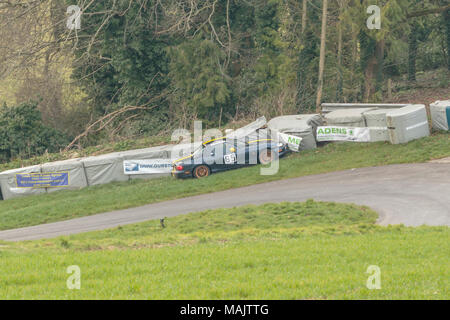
[168,37,232,125]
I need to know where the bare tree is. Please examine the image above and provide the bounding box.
[315,0,328,113]
[301,0,307,34]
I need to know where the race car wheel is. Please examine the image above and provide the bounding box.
[258,149,275,165]
[193,165,211,178]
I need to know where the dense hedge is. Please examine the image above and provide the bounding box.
[0,102,68,163]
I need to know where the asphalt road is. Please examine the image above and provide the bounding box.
[0,162,449,241]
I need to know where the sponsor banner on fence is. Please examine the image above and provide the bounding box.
[317,126,371,142]
[279,133,302,152]
[124,159,173,175]
[16,172,69,188]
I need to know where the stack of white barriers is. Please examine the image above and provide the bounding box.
[320,103,431,144]
[1,100,447,200]
[267,114,323,150]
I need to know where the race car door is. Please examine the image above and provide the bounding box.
[205,141,235,171]
[222,142,240,169]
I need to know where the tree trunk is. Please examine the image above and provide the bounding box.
[364,55,377,102]
[444,8,450,70]
[315,0,328,113]
[336,9,343,102]
[387,78,392,99]
[408,22,418,81]
[302,0,307,34]
[375,39,385,93]
[363,40,384,102]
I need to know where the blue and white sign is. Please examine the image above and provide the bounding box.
[16,172,69,188]
[123,159,173,175]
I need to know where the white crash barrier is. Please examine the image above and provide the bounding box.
[0,141,208,199]
[362,109,391,142]
[322,103,433,144]
[82,152,129,186]
[322,103,407,113]
[267,114,322,150]
[320,104,432,144]
[0,140,206,200]
[324,108,377,127]
[0,166,46,200]
[41,158,88,193]
[386,104,430,144]
[430,100,450,131]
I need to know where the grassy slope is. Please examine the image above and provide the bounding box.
[0,132,449,231]
[0,202,448,299]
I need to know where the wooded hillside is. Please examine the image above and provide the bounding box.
[0,0,448,162]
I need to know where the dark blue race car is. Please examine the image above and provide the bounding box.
[172,135,289,179]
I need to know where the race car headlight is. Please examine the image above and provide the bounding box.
[277,143,284,147]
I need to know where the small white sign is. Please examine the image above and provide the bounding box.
[317,126,371,142]
[224,153,237,164]
[123,159,173,175]
[279,133,302,152]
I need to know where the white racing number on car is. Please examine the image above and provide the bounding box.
[224,152,237,164]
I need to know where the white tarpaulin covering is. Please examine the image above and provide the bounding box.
[362,109,391,142]
[267,114,323,150]
[325,108,377,127]
[41,158,88,193]
[82,152,128,186]
[226,116,267,140]
[322,103,406,113]
[430,100,450,131]
[121,146,170,160]
[0,165,46,200]
[386,104,430,144]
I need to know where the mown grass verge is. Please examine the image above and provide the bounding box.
[0,132,449,231]
[0,201,448,299]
